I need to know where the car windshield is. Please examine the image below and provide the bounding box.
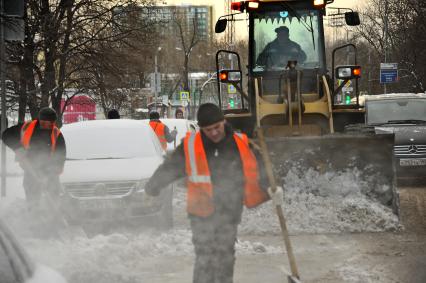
[252,9,320,72]
[63,122,162,160]
[367,98,426,125]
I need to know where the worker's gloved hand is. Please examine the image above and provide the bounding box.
[267,186,284,206]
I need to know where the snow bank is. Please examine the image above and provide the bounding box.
[240,168,400,235]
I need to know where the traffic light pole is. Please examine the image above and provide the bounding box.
[1,0,7,197]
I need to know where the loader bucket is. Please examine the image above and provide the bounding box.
[265,133,398,214]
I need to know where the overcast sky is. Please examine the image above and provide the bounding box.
[162,0,366,40]
[163,0,366,17]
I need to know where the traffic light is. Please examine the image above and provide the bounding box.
[5,0,25,17]
[229,98,235,108]
[345,95,351,105]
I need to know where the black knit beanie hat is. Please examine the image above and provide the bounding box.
[39,107,57,122]
[197,103,224,127]
[149,111,160,120]
[107,109,120,119]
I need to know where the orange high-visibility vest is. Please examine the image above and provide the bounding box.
[183,132,268,217]
[149,121,167,150]
[20,120,61,152]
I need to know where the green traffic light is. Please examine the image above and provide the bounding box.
[345,95,351,105]
[229,98,235,108]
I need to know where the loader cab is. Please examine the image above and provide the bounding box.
[215,0,362,136]
[249,2,326,108]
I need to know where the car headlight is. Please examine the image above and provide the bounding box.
[136,179,149,193]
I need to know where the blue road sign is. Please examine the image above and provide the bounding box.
[380,63,398,84]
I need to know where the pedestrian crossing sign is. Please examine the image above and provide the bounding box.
[180,91,190,101]
[228,84,237,94]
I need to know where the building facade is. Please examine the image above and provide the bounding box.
[151,5,213,42]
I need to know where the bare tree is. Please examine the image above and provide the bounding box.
[173,10,201,92]
[6,0,156,124]
[352,0,426,94]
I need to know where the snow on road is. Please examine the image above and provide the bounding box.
[0,159,413,283]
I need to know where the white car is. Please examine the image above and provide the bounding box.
[59,119,173,228]
[0,219,67,283]
[142,118,198,152]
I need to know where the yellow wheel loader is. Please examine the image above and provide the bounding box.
[214,0,398,214]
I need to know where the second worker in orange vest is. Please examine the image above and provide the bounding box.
[145,103,284,283]
[2,107,66,210]
[149,111,177,151]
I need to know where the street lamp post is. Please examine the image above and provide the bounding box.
[1,0,7,197]
[383,0,389,94]
[154,46,162,112]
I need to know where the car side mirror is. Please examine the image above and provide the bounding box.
[345,12,360,26]
[215,19,227,33]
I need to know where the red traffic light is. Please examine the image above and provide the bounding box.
[352,67,361,77]
[231,2,243,12]
[219,72,228,81]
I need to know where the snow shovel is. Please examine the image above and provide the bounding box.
[17,155,87,239]
[256,128,301,283]
[173,126,177,149]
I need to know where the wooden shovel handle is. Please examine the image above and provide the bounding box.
[257,128,300,280]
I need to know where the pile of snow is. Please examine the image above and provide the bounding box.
[240,168,400,235]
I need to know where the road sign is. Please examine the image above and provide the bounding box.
[228,84,237,94]
[380,63,398,84]
[180,91,190,101]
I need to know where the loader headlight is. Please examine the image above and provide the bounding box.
[312,0,326,9]
[247,1,259,10]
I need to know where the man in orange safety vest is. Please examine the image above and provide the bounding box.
[145,103,284,283]
[149,111,177,151]
[2,107,66,210]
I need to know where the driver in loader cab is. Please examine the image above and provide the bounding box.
[257,26,307,69]
[145,103,284,283]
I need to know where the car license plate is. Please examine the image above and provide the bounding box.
[79,199,123,210]
[399,158,426,167]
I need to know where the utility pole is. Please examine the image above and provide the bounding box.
[154,52,158,111]
[1,0,7,197]
[383,0,388,94]
[154,46,161,112]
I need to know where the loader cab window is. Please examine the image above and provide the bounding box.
[253,9,320,72]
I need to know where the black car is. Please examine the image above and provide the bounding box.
[366,93,426,185]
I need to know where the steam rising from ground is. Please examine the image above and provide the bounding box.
[0,162,401,283]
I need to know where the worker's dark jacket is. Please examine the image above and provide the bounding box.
[257,38,307,67]
[2,122,66,176]
[146,124,269,223]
